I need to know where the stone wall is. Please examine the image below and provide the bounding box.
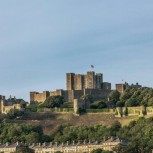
[30,88,111,104]
[30,91,50,103]
[115,106,147,117]
[73,99,90,114]
[84,89,111,101]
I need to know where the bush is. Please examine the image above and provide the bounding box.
[124,107,128,116]
[43,96,64,108]
[116,101,124,107]
[7,109,24,119]
[91,100,107,109]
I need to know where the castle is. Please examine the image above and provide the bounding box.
[30,71,112,104]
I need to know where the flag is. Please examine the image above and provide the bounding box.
[91,65,94,68]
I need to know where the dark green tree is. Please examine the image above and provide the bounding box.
[81,94,93,103]
[125,98,138,107]
[15,146,34,153]
[116,101,124,107]
[91,149,113,153]
[7,109,24,119]
[43,96,64,108]
[108,90,120,104]
[123,107,128,116]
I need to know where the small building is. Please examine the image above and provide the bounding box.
[0,138,127,153]
[0,142,20,153]
[103,137,127,151]
[0,95,24,114]
[30,137,127,153]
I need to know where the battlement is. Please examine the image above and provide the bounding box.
[30,91,50,103]
[116,82,142,93]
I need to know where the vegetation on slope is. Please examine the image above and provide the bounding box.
[0,116,153,152]
[109,87,153,107]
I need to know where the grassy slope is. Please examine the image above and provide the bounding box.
[9,111,153,134]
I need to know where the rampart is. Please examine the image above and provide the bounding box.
[30,89,111,104]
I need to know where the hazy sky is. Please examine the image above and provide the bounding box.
[0,1,153,101]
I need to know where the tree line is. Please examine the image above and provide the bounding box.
[108,87,153,107]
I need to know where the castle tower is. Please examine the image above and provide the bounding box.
[116,84,126,93]
[74,74,84,90]
[85,71,95,89]
[95,73,103,89]
[66,73,75,90]
[42,91,50,101]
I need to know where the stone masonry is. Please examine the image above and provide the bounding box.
[30,71,112,104]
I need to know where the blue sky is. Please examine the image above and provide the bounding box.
[0,0,153,101]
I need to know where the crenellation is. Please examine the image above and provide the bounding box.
[30,91,50,103]
[116,82,142,93]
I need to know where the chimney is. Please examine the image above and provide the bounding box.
[78,140,80,145]
[38,143,41,147]
[6,142,9,146]
[89,139,91,144]
[111,136,114,141]
[50,142,52,146]
[84,140,86,145]
[43,142,46,146]
[16,142,19,146]
[103,136,106,142]
[72,141,75,145]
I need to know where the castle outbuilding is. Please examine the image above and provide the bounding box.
[0,95,24,114]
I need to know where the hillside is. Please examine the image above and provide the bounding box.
[9,111,152,134]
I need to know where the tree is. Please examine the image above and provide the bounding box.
[98,101,107,109]
[7,109,24,119]
[25,132,40,143]
[91,149,103,153]
[124,107,128,116]
[43,96,64,108]
[148,97,153,106]
[81,94,93,103]
[91,149,113,153]
[116,101,124,107]
[125,98,138,107]
[91,100,107,109]
[108,90,120,104]
[15,146,34,153]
